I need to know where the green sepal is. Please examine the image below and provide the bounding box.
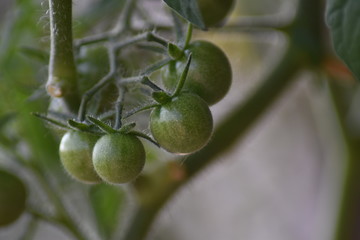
[87,116,117,134]
[118,122,136,134]
[67,120,103,135]
[152,91,172,104]
[123,104,160,119]
[167,43,184,60]
[129,131,160,148]
[32,112,71,130]
[172,53,192,97]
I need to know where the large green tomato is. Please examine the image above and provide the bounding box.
[150,93,213,154]
[0,169,27,227]
[92,134,146,184]
[197,0,234,27]
[59,131,102,184]
[162,40,232,105]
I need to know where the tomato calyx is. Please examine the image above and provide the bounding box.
[86,116,158,147]
[167,43,184,60]
[152,91,172,104]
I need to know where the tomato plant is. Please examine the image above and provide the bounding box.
[1,0,359,240]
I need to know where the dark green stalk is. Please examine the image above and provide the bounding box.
[47,0,79,113]
[330,81,360,240]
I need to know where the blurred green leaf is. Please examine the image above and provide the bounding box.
[0,112,17,129]
[326,0,360,80]
[163,0,206,30]
[89,184,125,239]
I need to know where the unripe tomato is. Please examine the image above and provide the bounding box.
[162,40,232,105]
[59,131,102,184]
[197,0,234,27]
[150,93,213,154]
[92,134,145,184]
[0,169,27,227]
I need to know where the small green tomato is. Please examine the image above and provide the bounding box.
[0,169,27,227]
[150,93,213,155]
[59,131,102,184]
[92,134,145,184]
[162,40,232,105]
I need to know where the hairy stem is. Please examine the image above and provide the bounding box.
[47,0,79,113]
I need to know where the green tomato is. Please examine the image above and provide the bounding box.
[162,40,232,105]
[59,131,102,184]
[150,93,213,154]
[197,0,234,27]
[0,169,27,227]
[92,134,145,184]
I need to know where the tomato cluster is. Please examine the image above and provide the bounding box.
[54,1,233,185]
[59,39,232,184]
[60,128,146,185]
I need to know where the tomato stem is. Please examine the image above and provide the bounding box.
[47,0,80,114]
[77,47,117,122]
[171,54,192,97]
[74,0,137,48]
[114,87,126,130]
[183,22,193,49]
[123,104,160,119]
[328,81,360,240]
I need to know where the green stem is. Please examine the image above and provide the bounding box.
[145,32,169,47]
[19,216,38,240]
[123,44,302,240]
[329,81,360,240]
[183,22,193,49]
[114,87,126,130]
[141,76,163,91]
[28,207,86,240]
[172,54,192,97]
[47,0,80,113]
[29,164,87,240]
[75,0,137,48]
[78,48,117,121]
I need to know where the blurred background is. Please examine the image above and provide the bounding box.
[0,0,356,239]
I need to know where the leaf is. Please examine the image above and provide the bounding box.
[89,184,125,239]
[163,0,207,30]
[326,0,360,80]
